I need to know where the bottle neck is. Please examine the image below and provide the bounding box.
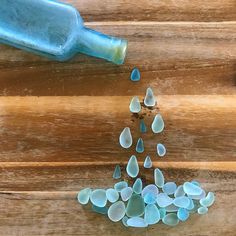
[76,27,127,65]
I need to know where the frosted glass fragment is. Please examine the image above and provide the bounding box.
[90,189,107,207]
[130,67,140,82]
[92,205,108,215]
[162,213,179,226]
[191,180,201,187]
[162,182,177,195]
[142,184,159,199]
[159,208,166,219]
[126,194,145,217]
[173,196,190,208]
[144,87,156,107]
[177,208,189,221]
[133,178,142,194]
[119,127,132,149]
[183,182,203,196]
[127,217,148,228]
[136,138,144,153]
[113,165,121,179]
[114,181,128,192]
[165,204,179,212]
[200,192,215,207]
[106,188,119,203]
[151,114,164,134]
[144,204,160,225]
[186,198,194,210]
[144,156,152,168]
[174,185,185,198]
[122,216,129,227]
[121,187,133,201]
[126,155,139,178]
[77,188,91,205]
[129,96,141,113]
[144,192,157,204]
[157,143,166,157]
[156,193,173,208]
[154,168,165,188]
[108,201,126,222]
[197,206,208,215]
[188,189,206,200]
[140,119,147,133]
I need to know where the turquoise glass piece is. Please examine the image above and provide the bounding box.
[77,188,91,205]
[122,216,129,227]
[121,187,133,201]
[133,178,143,194]
[144,204,160,225]
[126,194,145,217]
[113,165,121,179]
[92,205,108,215]
[140,119,147,133]
[106,188,119,203]
[151,114,164,134]
[144,193,157,204]
[108,201,126,222]
[154,168,165,188]
[200,192,215,207]
[165,204,179,212]
[156,193,173,208]
[183,182,203,196]
[186,198,195,210]
[90,189,107,207]
[174,185,185,198]
[114,181,128,192]
[126,155,139,178]
[136,138,144,153]
[130,68,141,82]
[142,184,159,199]
[162,182,177,195]
[188,189,206,200]
[177,208,189,221]
[191,180,201,187]
[159,208,166,219]
[129,96,141,113]
[162,213,179,226]
[173,196,190,208]
[127,217,148,228]
[197,206,208,215]
[0,0,127,64]
[144,156,152,168]
[144,87,156,107]
[157,143,166,157]
[119,127,132,149]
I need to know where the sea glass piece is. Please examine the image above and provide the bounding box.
[121,187,133,201]
[136,138,144,153]
[144,156,152,168]
[188,189,206,200]
[122,216,129,227]
[165,204,179,212]
[163,182,177,195]
[129,96,141,113]
[126,194,145,217]
[142,184,159,198]
[162,213,179,226]
[144,193,157,204]
[77,188,91,205]
[154,168,165,188]
[113,165,121,179]
[108,201,126,222]
[157,143,166,157]
[186,198,194,210]
[151,114,164,134]
[140,119,147,133]
[92,205,108,215]
[127,217,148,228]
[191,180,201,187]
[106,188,119,203]
[159,208,166,219]
[174,185,185,198]
[126,155,139,178]
[156,193,173,208]
[133,178,143,194]
[114,181,128,192]
[144,204,160,225]
[200,192,215,207]
[119,127,132,149]
[183,182,203,196]
[173,196,190,208]
[144,87,156,107]
[130,68,141,82]
[197,206,208,215]
[90,189,107,207]
[177,208,189,221]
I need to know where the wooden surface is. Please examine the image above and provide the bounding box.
[0,0,235,235]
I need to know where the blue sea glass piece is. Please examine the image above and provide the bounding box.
[90,189,107,207]
[186,198,195,210]
[92,205,108,215]
[154,168,165,188]
[121,187,133,201]
[143,193,157,204]
[126,194,145,217]
[191,180,201,187]
[197,206,208,215]
[173,196,190,208]
[133,178,143,194]
[156,193,173,208]
[136,138,144,153]
[114,181,128,192]
[129,96,141,113]
[162,182,177,195]
[159,208,166,219]
[174,185,185,198]
[108,201,126,222]
[151,114,164,134]
[77,188,91,205]
[106,188,119,203]
[113,165,121,179]
[165,204,179,212]
[188,189,206,200]
[157,143,166,157]
[0,0,127,64]
[183,182,203,196]
[144,87,156,107]
[122,216,129,227]
[142,184,159,198]
[177,208,189,221]
[130,68,141,82]
[144,156,152,168]
[200,192,215,207]
[162,213,179,226]
[144,204,160,225]
[126,155,139,178]
[140,119,147,133]
[119,127,132,149]
[127,217,148,228]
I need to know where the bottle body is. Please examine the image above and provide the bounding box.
[0,0,127,64]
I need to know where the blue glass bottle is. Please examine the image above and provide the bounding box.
[0,0,128,64]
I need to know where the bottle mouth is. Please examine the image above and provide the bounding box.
[111,39,128,65]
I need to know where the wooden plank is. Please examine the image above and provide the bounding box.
[64,0,236,22]
[0,96,235,162]
[0,22,235,96]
